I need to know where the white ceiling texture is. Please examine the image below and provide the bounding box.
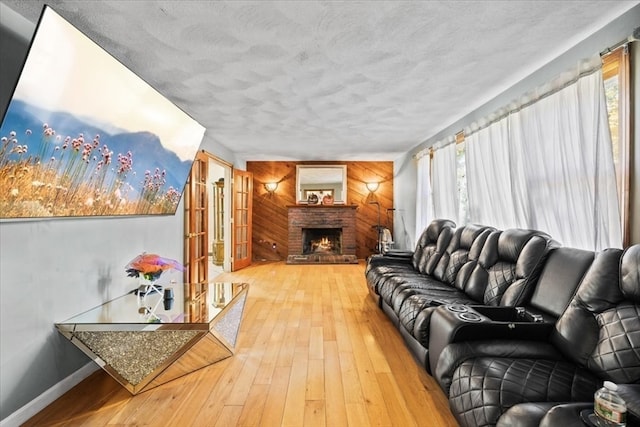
[2,1,637,161]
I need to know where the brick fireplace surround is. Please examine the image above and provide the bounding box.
[287,205,358,264]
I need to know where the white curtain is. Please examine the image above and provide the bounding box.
[431,143,459,224]
[421,56,621,250]
[466,119,523,230]
[508,60,622,250]
[415,153,434,241]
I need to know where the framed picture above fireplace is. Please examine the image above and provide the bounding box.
[296,165,347,204]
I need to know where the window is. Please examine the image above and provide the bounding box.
[603,46,631,245]
[427,50,629,248]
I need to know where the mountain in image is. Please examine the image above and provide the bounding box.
[0,99,194,194]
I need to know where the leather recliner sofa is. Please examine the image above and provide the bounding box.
[426,244,595,377]
[366,218,456,299]
[434,245,640,427]
[366,222,556,370]
[375,223,494,327]
[365,220,640,426]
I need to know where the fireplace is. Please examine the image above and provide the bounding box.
[303,228,342,255]
[287,205,358,264]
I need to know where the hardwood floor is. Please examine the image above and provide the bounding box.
[24,261,458,427]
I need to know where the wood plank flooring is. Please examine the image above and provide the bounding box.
[23,261,458,427]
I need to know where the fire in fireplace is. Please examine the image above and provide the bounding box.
[302,228,342,255]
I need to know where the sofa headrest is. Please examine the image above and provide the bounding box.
[427,219,456,242]
[620,245,640,303]
[573,248,623,312]
[460,223,492,250]
[497,229,553,263]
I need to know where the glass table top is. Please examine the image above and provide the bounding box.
[57,282,247,326]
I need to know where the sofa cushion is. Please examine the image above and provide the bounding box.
[551,248,627,368]
[465,229,555,306]
[415,219,456,275]
[432,224,494,284]
[588,302,640,383]
[449,357,599,427]
[528,247,594,318]
[378,273,452,309]
[380,224,493,311]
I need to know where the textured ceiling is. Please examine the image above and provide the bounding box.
[2,1,637,161]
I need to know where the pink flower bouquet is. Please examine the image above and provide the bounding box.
[125,252,184,282]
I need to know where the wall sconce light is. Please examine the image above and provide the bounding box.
[366,182,380,193]
[264,182,278,194]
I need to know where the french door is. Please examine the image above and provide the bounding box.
[232,169,253,271]
[184,151,209,321]
[185,153,253,278]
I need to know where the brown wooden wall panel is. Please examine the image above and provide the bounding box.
[247,161,394,261]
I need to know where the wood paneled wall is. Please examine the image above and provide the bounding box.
[246,161,394,261]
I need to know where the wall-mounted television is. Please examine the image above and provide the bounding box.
[0,5,205,219]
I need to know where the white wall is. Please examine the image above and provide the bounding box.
[0,215,185,420]
[395,4,640,247]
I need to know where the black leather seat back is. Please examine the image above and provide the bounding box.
[431,223,493,286]
[410,227,434,271]
[551,246,640,384]
[460,228,554,306]
[528,247,594,318]
[411,219,455,275]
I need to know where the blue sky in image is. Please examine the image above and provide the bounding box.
[11,7,204,162]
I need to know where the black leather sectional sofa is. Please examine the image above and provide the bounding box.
[365,219,640,427]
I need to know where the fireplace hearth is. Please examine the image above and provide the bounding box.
[287,205,358,264]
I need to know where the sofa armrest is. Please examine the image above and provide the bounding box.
[536,386,640,427]
[382,249,414,258]
[538,403,593,427]
[366,253,413,266]
[498,402,560,427]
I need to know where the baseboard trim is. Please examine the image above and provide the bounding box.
[0,362,98,427]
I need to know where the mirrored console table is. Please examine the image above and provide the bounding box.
[56,282,248,394]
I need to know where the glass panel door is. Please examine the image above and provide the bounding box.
[184,151,209,321]
[232,169,253,271]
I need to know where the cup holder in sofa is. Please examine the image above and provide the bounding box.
[458,312,483,322]
[447,304,469,313]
